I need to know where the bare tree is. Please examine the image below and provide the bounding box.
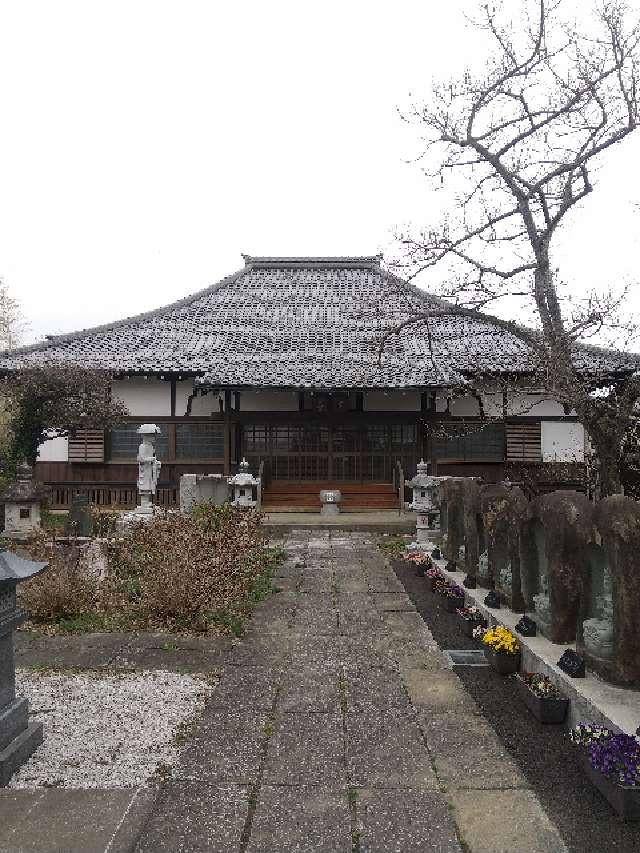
[393,0,640,495]
[0,280,28,352]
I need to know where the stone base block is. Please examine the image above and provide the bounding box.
[0,698,28,752]
[0,721,43,786]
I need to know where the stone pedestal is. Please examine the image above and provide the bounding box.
[179,474,229,514]
[0,552,48,786]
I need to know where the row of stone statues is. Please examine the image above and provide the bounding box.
[422,471,639,688]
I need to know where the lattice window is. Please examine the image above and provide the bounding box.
[506,422,542,461]
[68,429,105,463]
[431,422,506,461]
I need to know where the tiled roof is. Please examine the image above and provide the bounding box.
[2,256,637,388]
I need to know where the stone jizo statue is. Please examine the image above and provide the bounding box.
[136,423,162,515]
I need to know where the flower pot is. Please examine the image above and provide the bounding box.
[461,617,484,638]
[583,754,640,821]
[515,677,568,724]
[484,647,520,675]
[445,595,465,613]
[415,564,425,577]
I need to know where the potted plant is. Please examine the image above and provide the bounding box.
[457,605,487,637]
[569,725,640,821]
[516,672,569,724]
[480,625,521,674]
[426,567,446,592]
[443,583,466,612]
[404,551,431,577]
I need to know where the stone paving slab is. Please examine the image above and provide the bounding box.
[279,664,341,713]
[262,712,345,785]
[402,669,481,715]
[418,711,527,790]
[356,788,462,853]
[347,711,438,790]
[176,710,268,784]
[110,646,221,673]
[246,785,352,853]
[371,592,418,611]
[224,635,291,667]
[449,789,569,853]
[293,606,339,635]
[0,788,156,853]
[208,665,281,711]
[135,783,249,853]
[346,667,412,713]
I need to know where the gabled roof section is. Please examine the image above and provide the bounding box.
[2,256,638,388]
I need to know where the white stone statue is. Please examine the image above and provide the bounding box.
[136,423,162,515]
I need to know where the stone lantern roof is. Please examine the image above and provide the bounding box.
[0,463,48,504]
[0,550,48,582]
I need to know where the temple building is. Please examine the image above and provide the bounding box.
[2,255,635,511]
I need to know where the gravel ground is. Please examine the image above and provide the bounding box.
[11,669,213,789]
[394,557,640,853]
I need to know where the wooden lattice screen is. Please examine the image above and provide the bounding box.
[505,422,542,462]
[68,429,105,463]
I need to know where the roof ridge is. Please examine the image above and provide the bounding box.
[243,254,383,269]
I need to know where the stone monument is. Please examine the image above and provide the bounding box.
[586,496,640,685]
[179,473,230,514]
[439,478,466,571]
[480,483,528,611]
[0,550,48,785]
[1,462,48,541]
[527,491,593,644]
[228,459,260,508]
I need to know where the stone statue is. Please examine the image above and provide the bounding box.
[136,424,162,515]
[527,491,593,644]
[582,565,614,661]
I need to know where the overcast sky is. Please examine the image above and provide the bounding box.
[1,0,639,347]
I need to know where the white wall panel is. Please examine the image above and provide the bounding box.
[240,391,299,411]
[37,435,69,462]
[542,421,585,462]
[112,379,171,416]
[363,391,420,411]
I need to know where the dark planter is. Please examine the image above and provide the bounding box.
[445,595,465,613]
[460,617,485,638]
[583,754,640,822]
[515,677,568,724]
[484,647,521,675]
[415,564,425,577]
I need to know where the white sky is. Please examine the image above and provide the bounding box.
[1,0,639,346]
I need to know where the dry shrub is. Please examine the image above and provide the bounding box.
[103,504,266,631]
[16,531,99,623]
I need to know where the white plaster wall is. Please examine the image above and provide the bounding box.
[363,391,421,411]
[541,421,585,462]
[239,391,299,411]
[37,435,69,462]
[112,378,171,416]
[449,396,481,417]
[508,394,567,416]
[174,381,223,416]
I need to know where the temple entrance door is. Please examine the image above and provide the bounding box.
[241,422,417,483]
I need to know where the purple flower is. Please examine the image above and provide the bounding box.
[588,734,640,787]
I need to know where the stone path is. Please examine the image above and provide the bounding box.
[1,530,568,853]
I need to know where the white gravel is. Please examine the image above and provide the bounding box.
[10,669,213,789]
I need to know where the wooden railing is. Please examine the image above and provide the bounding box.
[46,483,179,511]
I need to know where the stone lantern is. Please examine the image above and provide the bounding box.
[1,462,49,541]
[228,459,260,508]
[405,460,446,545]
[0,549,48,785]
